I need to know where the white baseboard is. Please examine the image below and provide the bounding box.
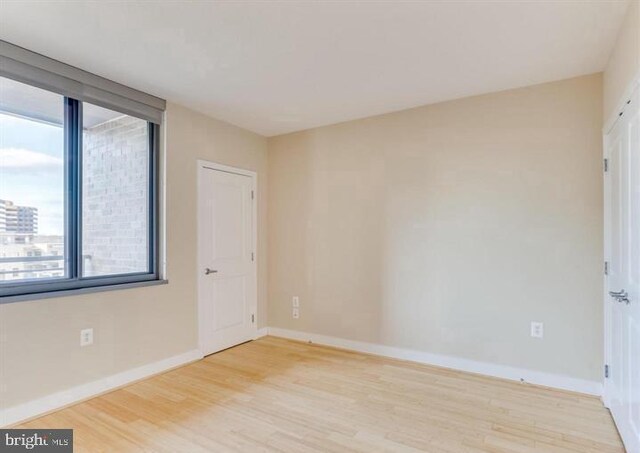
[266,327,602,396]
[255,327,269,339]
[0,349,203,427]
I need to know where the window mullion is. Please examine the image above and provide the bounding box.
[76,101,83,279]
[149,123,159,276]
[64,97,81,280]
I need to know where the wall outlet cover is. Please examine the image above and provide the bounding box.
[80,328,94,347]
[530,322,544,339]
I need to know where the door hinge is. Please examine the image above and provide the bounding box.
[604,261,609,276]
[251,190,254,200]
[251,252,254,261]
[604,158,609,172]
[251,314,255,323]
[605,364,609,379]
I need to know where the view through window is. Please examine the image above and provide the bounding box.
[82,103,150,277]
[0,77,65,283]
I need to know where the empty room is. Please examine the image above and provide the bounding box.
[0,0,638,452]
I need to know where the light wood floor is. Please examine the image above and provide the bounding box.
[18,336,624,452]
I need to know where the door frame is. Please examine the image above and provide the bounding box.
[196,159,258,355]
[603,74,639,408]
[603,121,614,408]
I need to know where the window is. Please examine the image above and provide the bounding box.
[82,104,151,277]
[0,41,164,298]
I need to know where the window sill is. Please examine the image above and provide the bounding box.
[0,279,168,304]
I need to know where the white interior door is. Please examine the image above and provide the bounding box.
[198,163,257,356]
[605,87,639,453]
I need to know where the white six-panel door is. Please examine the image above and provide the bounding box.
[605,87,639,453]
[198,162,257,356]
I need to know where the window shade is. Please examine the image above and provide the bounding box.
[0,40,165,124]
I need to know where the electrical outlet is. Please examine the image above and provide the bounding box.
[292,307,300,319]
[530,322,543,339]
[80,328,94,346]
[292,296,299,308]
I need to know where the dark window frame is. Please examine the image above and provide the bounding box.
[0,88,161,299]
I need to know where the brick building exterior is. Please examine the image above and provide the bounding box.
[82,115,149,276]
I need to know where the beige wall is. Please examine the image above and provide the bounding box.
[0,102,268,409]
[268,74,603,382]
[604,0,639,123]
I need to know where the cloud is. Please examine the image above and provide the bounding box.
[0,148,62,169]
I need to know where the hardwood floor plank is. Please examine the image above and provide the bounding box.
[16,336,624,452]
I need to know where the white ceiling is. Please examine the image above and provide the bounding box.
[0,1,630,136]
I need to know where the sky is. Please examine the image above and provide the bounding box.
[0,113,64,235]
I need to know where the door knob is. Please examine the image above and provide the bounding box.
[204,268,218,275]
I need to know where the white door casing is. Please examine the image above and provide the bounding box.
[197,161,257,356]
[604,86,640,453]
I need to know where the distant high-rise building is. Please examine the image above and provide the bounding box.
[0,200,6,232]
[16,206,38,233]
[0,200,38,234]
